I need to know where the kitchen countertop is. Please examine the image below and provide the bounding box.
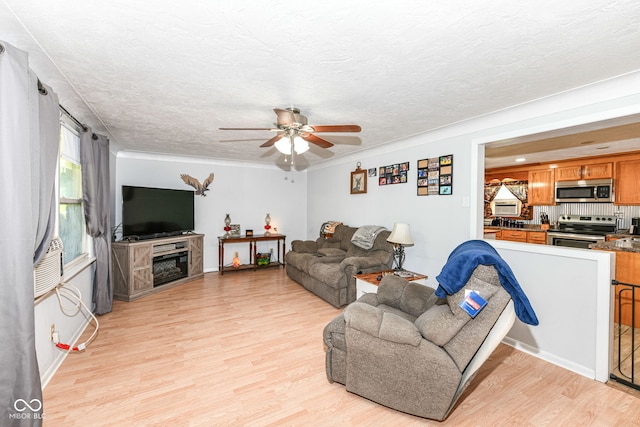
[590,237,640,253]
[605,231,634,239]
[484,226,640,249]
[484,224,547,231]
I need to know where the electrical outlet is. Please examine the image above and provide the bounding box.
[50,324,55,341]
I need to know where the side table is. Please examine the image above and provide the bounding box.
[354,270,428,299]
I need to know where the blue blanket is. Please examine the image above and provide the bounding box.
[435,240,539,325]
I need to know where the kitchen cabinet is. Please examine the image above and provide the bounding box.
[555,162,612,181]
[613,251,640,328]
[527,169,555,205]
[593,243,640,327]
[615,159,640,205]
[496,229,546,244]
[497,229,527,243]
[527,231,547,245]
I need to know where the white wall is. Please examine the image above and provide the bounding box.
[308,136,472,289]
[306,71,640,381]
[35,264,95,388]
[115,153,308,271]
[494,242,613,381]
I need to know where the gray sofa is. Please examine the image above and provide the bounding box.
[323,265,516,420]
[285,224,394,308]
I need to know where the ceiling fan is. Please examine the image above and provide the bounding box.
[219,107,361,155]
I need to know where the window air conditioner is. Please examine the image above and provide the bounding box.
[34,237,64,298]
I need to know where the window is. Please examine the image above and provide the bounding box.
[58,123,87,265]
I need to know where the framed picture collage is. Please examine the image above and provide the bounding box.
[378,162,409,186]
[417,154,453,196]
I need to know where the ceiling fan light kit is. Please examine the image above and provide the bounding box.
[275,135,310,155]
[220,107,361,160]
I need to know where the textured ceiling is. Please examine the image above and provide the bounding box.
[2,0,640,168]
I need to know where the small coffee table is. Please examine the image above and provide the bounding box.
[354,270,428,299]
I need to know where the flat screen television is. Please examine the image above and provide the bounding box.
[122,185,194,239]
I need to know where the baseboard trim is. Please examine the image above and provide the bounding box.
[41,316,92,389]
[502,336,597,382]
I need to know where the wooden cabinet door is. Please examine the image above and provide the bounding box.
[583,162,612,179]
[528,169,555,205]
[499,230,527,242]
[131,244,153,292]
[527,231,547,245]
[189,235,204,276]
[555,166,582,181]
[614,251,640,328]
[111,245,130,297]
[556,162,612,181]
[616,159,640,205]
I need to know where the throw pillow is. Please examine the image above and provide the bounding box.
[320,221,343,238]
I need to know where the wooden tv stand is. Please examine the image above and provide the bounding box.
[112,234,204,301]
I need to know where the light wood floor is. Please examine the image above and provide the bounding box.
[43,269,640,426]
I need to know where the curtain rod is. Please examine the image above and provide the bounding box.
[36,79,88,132]
[59,104,88,132]
[37,80,99,141]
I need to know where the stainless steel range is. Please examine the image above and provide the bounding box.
[546,214,617,249]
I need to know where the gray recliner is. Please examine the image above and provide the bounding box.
[323,265,516,421]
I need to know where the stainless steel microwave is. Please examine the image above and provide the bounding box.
[554,178,613,203]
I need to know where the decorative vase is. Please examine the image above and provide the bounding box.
[224,214,232,238]
[264,213,272,236]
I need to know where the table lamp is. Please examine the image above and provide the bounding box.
[387,223,414,270]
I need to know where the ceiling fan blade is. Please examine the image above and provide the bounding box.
[309,125,361,133]
[301,133,334,149]
[219,127,277,131]
[274,108,296,126]
[260,134,284,148]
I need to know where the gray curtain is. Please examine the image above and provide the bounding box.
[80,130,113,315]
[0,41,59,426]
[33,79,61,264]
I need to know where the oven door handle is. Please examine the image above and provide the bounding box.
[546,232,605,241]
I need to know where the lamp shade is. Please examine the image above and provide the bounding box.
[387,223,413,245]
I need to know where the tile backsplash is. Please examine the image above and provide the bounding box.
[531,204,640,230]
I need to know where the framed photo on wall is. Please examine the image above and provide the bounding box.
[417,154,453,196]
[350,165,367,194]
[378,161,409,186]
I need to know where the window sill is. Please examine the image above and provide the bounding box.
[35,255,96,305]
[62,254,96,284]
